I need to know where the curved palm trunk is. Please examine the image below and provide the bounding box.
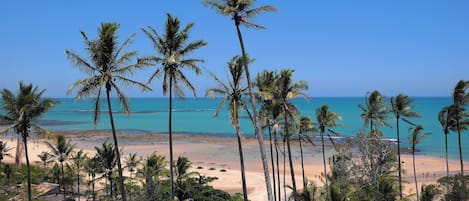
[235,20,273,201]
[285,114,297,201]
[267,120,277,201]
[321,132,328,198]
[457,117,464,175]
[61,161,66,200]
[412,145,419,201]
[299,136,306,189]
[23,136,32,201]
[235,125,248,201]
[396,118,403,200]
[106,89,127,201]
[169,76,175,199]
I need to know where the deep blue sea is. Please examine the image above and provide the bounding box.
[2,97,468,159]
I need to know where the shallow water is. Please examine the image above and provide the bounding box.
[2,97,467,159]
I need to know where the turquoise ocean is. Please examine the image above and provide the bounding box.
[3,97,468,160]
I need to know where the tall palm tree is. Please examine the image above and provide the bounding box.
[71,149,87,201]
[203,1,277,199]
[275,69,309,200]
[0,141,12,165]
[358,90,390,137]
[66,22,150,201]
[408,125,431,201]
[95,141,117,198]
[255,69,281,201]
[206,55,251,201]
[46,134,74,200]
[391,94,421,199]
[438,106,454,178]
[316,105,342,199]
[139,14,207,198]
[451,80,469,175]
[0,82,57,201]
[124,153,140,201]
[298,116,317,189]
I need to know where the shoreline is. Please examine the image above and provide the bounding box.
[2,130,468,200]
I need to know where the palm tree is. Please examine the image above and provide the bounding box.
[46,134,74,200]
[95,142,118,198]
[124,153,140,201]
[391,94,421,199]
[408,125,431,201]
[139,14,207,198]
[358,90,390,137]
[298,116,317,189]
[438,106,454,178]
[206,55,251,201]
[85,155,101,201]
[138,153,167,200]
[0,82,57,201]
[203,1,277,199]
[0,141,12,165]
[275,69,309,200]
[66,22,150,201]
[451,80,469,175]
[37,152,54,169]
[71,149,87,201]
[316,105,342,199]
[255,70,281,201]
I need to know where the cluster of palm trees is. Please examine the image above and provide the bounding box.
[1,0,468,199]
[15,133,227,200]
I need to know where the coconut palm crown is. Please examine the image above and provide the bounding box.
[139,14,207,199]
[65,22,150,201]
[1,82,58,201]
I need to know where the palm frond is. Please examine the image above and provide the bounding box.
[65,50,96,75]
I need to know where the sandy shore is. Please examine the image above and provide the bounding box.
[1,131,467,201]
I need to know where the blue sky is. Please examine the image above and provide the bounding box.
[1,0,468,98]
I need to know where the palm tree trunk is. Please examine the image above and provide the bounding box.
[457,116,464,175]
[61,162,66,201]
[129,172,132,201]
[412,146,419,201]
[109,172,113,198]
[275,134,281,201]
[23,136,32,201]
[445,133,449,178]
[169,75,175,199]
[235,20,273,201]
[77,169,81,201]
[283,140,286,199]
[106,89,127,201]
[286,135,297,201]
[92,174,96,201]
[267,120,277,201]
[397,119,403,200]
[299,136,306,190]
[235,125,248,201]
[284,113,297,201]
[321,132,329,198]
